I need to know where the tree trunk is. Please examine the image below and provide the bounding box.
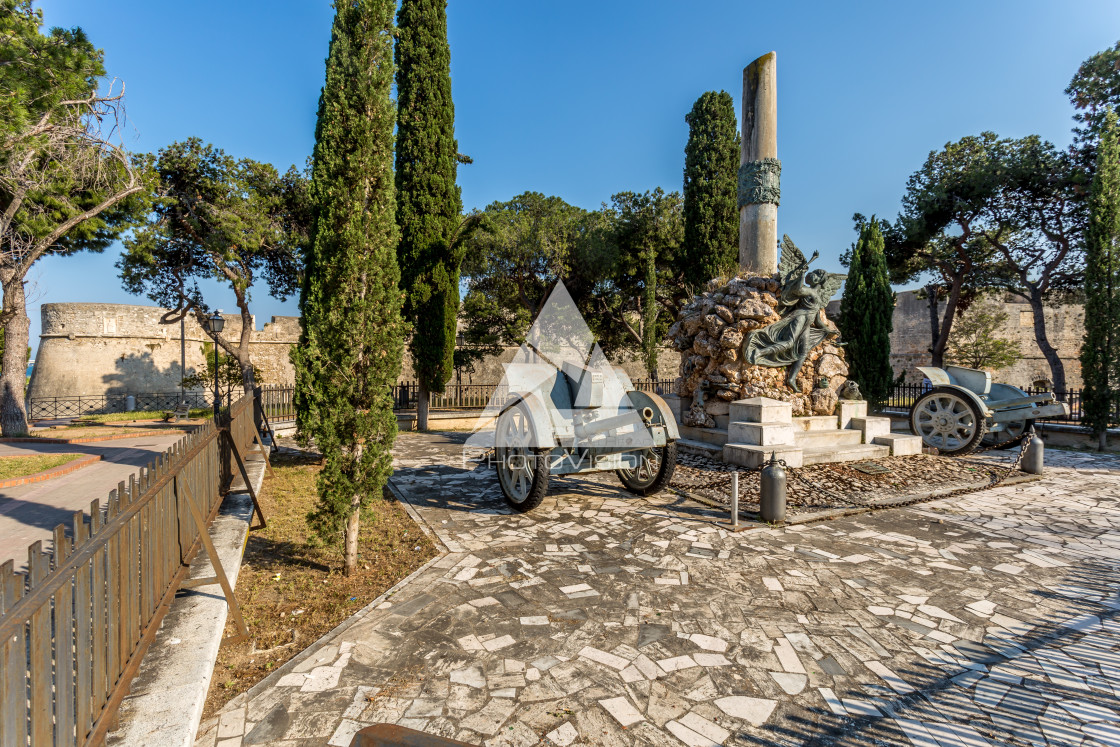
[417,379,430,431]
[1026,288,1066,393]
[1100,431,1109,452]
[239,357,256,395]
[925,283,941,362]
[930,274,964,368]
[0,270,30,436]
[237,305,256,396]
[344,499,360,576]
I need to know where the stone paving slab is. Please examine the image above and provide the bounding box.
[198,434,1120,746]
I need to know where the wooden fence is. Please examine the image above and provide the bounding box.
[0,394,265,747]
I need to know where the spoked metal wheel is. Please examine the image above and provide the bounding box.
[495,401,549,511]
[616,441,678,496]
[984,418,1034,449]
[910,387,987,455]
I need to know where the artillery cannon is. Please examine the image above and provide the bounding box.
[491,349,679,511]
[909,365,1069,455]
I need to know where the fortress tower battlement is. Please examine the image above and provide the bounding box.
[29,303,302,399]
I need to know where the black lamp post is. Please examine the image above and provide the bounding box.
[203,310,225,420]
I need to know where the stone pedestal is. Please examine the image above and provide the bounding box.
[849,415,891,444]
[837,400,867,430]
[730,397,792,424]
[723,443,804,469]
[728,421,796,446]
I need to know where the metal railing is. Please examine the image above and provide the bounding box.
[0,394,262,746]
[632,377,677,397]
[26,391,242,420]
[259,384,296,423]
[258,377,678,422]
[887,383,1117,426]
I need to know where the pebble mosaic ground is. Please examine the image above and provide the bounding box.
[671,451,1013,516]
[198,433,1120,747]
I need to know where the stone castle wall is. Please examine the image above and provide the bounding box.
[829,290,1085,389]
[28,303,301,398]
[28,303,681,398]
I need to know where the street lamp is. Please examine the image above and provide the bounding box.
[203,310,225,420]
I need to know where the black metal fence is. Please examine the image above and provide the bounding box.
[251,376,678,422]
[391,382,510,411]
[258,384,296,423]
[887,383,1117,426]
[632,377,676,397]
[27,391,220,420]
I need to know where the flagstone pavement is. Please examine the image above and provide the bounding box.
[198,433,1120,747]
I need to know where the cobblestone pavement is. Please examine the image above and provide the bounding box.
[199,433,1120,747]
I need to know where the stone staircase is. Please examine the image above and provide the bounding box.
[721,397,922,469]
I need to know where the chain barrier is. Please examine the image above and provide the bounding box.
[785,426,1036,510]
[673,427,1037,513]
[477,426,1037,514]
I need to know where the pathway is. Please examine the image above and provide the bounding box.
[200,433,1120,746]
[0,430,189,567]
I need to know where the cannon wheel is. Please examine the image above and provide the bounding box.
[910,387,987,455]
[984,418,1034,449]
[495,401,550,511]
[616,441,678,496]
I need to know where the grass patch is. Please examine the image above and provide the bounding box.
[26,425,178,439]
[76,408,212,423]
[202,451,438,719]
[0,453,83,479]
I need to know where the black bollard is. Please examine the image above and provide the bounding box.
[760,452,787,523]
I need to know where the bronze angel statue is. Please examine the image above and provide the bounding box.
[742,236,846,392]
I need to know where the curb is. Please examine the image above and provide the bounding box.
[2,429,188,445]
[106,455,267,747]
[0,453,101,487]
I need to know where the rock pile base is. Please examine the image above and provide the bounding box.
[669,272,849,423]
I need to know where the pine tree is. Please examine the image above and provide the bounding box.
[839,217,895,407]
[682,91,740,287]
[1081,108,1120,449]
[292,0,404,575]
[395,0,461,431]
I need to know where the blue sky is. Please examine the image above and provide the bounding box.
[30,0,1120,356]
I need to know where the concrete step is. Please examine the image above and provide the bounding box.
[792,415,840,432]
[678,424,728,448]
[873,433,923,456]
[678,438,723,458]
[793,429,863,448]
[728,421,796,446]
[801,443,890,466]
[723,443,803,469]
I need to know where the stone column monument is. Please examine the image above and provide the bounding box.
[739,51,779,275]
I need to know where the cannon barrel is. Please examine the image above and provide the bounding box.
[573,408,650,440]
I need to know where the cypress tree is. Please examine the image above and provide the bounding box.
[395,0,461,431]
[292,0,403,576]
[1081,108,1120,449]
[683,91,740,287]
[838,217,895,407]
